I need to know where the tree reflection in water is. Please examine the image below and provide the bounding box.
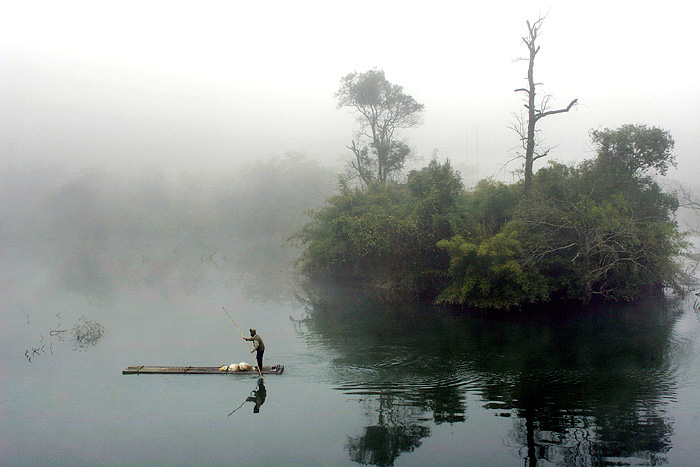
[298,280,680,466]
[500,375,672,466]
[346,394,430,467]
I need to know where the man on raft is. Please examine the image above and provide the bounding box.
[243,328,264,370]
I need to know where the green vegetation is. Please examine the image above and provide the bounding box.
[294,124,688,309]
[293,159,464,301]
[296,21,690,311]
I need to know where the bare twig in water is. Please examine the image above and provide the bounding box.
[50,326,67,341]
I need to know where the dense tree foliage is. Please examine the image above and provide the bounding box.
[295,125,688,310]
[591,124,676,178]
[293,159,462,301]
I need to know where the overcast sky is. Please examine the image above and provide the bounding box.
[1,0,698,182]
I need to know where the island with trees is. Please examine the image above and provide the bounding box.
[293,19,690,311]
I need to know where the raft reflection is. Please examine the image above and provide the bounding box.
[299,282,679,466]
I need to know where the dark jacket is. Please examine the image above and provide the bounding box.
[245,331,265,352]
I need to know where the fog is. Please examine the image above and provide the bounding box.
[2,6,700,463]
[1,1,698,184]
[0,155,338,308]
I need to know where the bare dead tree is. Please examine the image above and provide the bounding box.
[514,17,578,196]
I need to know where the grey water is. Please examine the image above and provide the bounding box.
[2,239,700,467]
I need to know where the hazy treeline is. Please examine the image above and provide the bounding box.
[1,153,338,302]
[1,152,336,246]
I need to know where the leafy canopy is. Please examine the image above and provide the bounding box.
[295,124,687,310]
[591,124,676,178]
[336,69,424,184]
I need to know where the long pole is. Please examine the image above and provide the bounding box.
[222,306,263,379]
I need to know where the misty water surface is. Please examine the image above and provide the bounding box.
[2,165,700,466]
[3,236,700,466]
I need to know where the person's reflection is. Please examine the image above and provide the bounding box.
[228,378,267,416]
[246,378,267,413]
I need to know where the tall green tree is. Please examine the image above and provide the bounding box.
[336,69,425,185]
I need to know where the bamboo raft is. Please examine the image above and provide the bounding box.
[122,364,284,375]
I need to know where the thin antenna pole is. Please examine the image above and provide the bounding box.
[475,125,480,178]
[465,126,470,186]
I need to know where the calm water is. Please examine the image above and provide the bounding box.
[2,241,700,466]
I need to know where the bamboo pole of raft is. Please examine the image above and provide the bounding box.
[222,306,263,379]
